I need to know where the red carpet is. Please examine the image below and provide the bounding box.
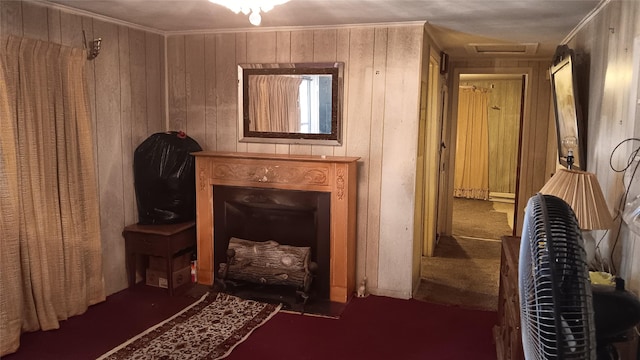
[4,285,497,360]
[232,295,497,360]
[3,285,198,360]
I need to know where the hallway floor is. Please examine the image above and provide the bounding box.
[416,236,501,311]
[451,198,513,240]
[415,198,511,311]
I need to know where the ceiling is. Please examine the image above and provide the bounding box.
[42,0,604,59]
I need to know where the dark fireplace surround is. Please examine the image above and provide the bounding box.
[213,185,331,299]
[193,151,359,303]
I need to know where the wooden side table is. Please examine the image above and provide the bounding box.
[122,221,196,295]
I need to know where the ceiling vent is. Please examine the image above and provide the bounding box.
[465,43,539,55]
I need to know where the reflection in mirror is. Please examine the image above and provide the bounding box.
[238,63,343,145]
[248,74,332,134]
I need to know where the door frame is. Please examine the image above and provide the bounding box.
[416,49,446,257]
[440,67,533,240]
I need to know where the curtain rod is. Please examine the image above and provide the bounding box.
[82,30,101,60]
[459,85,491,92]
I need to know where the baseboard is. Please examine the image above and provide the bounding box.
[455,235,503,242]
[368,287,412,300]
[489,192,515,203]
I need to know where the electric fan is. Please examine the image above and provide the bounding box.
[519,193,596,359]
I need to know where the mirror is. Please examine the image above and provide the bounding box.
[550,45,586,171]
[238,62,344,145]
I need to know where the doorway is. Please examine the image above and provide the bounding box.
[450,74,523,242]
[414,72,526,310]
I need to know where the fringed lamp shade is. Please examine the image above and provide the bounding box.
[539,169,613,230]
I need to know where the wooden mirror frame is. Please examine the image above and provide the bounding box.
[550,45,587,171]
[238,62,344,145]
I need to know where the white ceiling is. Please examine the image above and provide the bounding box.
[42,0,604,58]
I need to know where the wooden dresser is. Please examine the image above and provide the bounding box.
[494,236,524,360]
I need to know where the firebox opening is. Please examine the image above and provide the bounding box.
[213,185,331,300]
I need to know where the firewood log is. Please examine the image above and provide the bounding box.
[221,237,311,287]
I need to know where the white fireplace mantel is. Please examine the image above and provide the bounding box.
[193,151,359,303]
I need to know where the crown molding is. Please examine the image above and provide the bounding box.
[165,21,427,36]
[29,1,426,37]
[423,22,444,52]
[30,0,167,35]
[561,0,611,44]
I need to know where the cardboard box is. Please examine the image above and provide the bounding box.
[146,266,191,289]
[148,252,192,271]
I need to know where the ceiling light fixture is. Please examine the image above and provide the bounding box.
[208,0,291,26]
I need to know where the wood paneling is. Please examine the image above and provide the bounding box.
[47,8,61,43]
[185,34,206,141]
[333,28,351,158]
[21,1,47,41]
[374,25,422,296]
[129,29,147,148]
[344,27,375,288]
[167,24,425,297]
[119,26,134,228]
[145,32,164,135]
[59,11,83,48]
[7,2,166,295]
[1,1,23,46]
[366,27,388,291]
[167,35,186,132]
[213,33,238,152]
[94,19,126,295]
[204,34,217,151]
[567,0,640,295]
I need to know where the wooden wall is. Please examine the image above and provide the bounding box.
[445,60,553,236]
[568,0,640,295]
[4,1,425,298]
[166,24,424,298]
[1,1,166,295]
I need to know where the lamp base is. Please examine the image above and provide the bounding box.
[582,230,597,267]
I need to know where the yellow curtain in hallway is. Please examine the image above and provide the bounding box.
[0,36,105,356]
[454,87,490,200]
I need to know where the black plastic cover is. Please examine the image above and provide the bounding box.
[133,131,202,224]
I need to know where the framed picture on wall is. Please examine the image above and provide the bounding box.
[550,45,587,171]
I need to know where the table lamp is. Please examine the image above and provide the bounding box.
[539,168,613,265]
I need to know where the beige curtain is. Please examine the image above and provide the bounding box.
[0,36,105,356]
[454,87,490,200]
[248,75,302,132]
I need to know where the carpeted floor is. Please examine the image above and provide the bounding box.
[415,236,501,311]
[4,283,498,360]
[452,197,513,240]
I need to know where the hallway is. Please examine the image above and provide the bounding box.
[415,198,512,310]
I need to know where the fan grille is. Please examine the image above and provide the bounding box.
[519,194,596,359]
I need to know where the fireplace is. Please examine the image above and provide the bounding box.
[193,151,359,303]
[213,185,331,299]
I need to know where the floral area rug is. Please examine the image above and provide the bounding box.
[97,293,281,360]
